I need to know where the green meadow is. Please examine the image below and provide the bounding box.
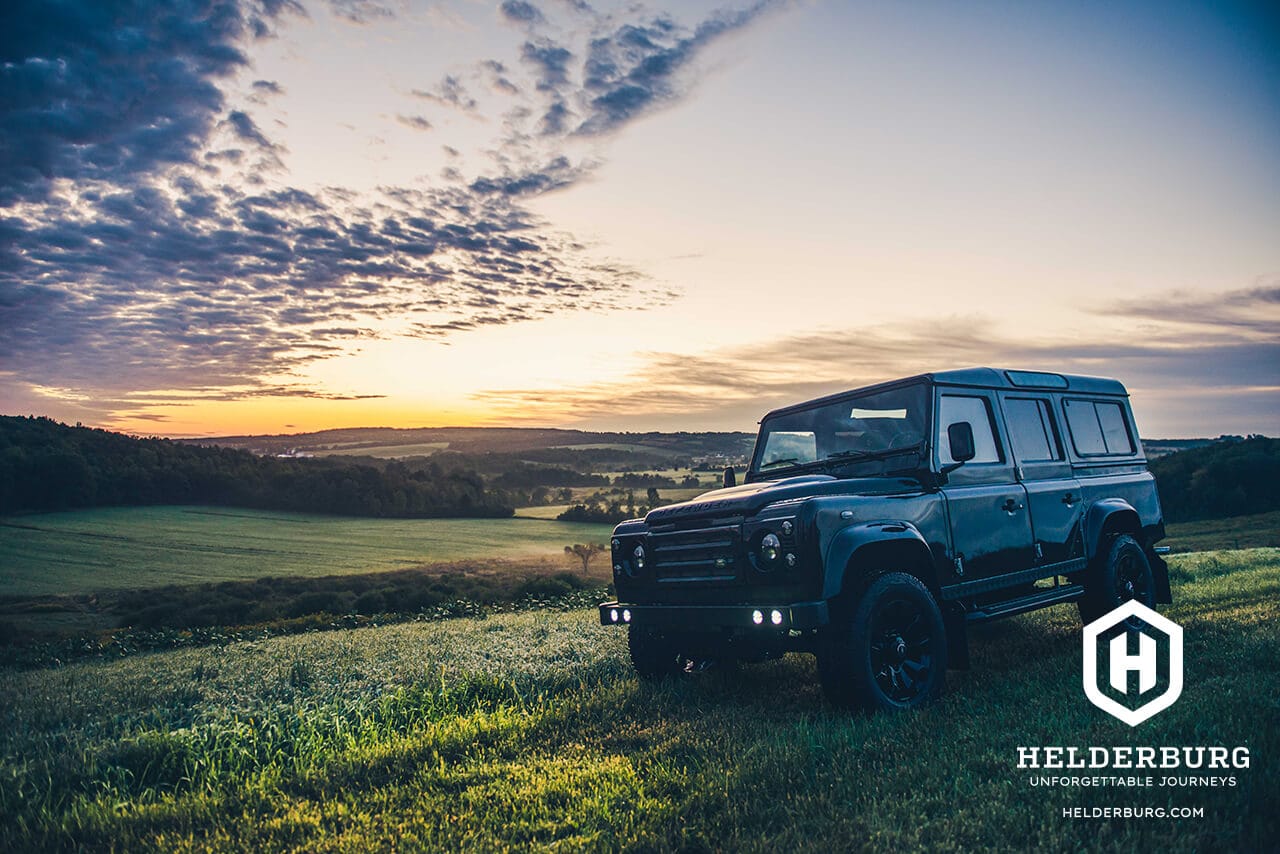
[0,548,1275,851]
[0,506,613,597]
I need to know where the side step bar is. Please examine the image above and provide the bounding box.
[964,584,1086,623]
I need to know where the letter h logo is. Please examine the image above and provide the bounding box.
[1083,600,1183,726]
[1110,631,1156,694]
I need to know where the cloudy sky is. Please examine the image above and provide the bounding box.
[2,0,1277,438]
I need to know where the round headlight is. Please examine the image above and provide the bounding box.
[760,533,781,562]
[632,544,646,570]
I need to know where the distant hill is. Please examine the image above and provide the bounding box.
[1141,438,1216,458]
[1150,436,1280,522]
[184,426,757,466]
[8,415,1272,525]
[0,416,513,518]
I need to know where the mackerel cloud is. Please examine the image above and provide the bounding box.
[0,0,782,406]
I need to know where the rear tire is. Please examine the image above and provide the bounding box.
[818,572,947,712]
[1078,534,1154,624]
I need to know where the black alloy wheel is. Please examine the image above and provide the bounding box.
[1078,534,1155,625]
[818,572,948,712]
[868,595,935,704]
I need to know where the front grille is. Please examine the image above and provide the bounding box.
[650,524,740,582]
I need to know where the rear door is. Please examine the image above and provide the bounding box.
[999,394,1083,565]
[936,389,1034,582]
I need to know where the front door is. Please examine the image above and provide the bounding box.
[936,389,1034,583]
[999,393,1083,565]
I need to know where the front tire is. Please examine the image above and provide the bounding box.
[818,572,947,712]
[1078,534,1155,624]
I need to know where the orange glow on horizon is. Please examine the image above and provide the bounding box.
[98,395,583,439]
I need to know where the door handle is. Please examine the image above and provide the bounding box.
[1061,492,1077,506]
[1002,498,1024,514]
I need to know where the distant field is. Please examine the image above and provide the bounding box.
[0,507,613,597]
[1164,509,1280,552]
[514,486,715,520]
[548,443,686,456]
[316,442,450,458]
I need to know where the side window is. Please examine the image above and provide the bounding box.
[1064,398,1135,456]
[1004,397,1062,462]
[938,395,1002,464]
[1096,402,1135,454]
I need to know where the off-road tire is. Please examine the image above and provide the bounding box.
[818,572,948,712]
[1078,534,1155,625]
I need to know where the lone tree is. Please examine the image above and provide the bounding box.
[565,543,607,574]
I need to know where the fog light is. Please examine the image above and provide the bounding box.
[622,609,631,623]
[610,608,619,623]
[752,609,764,625]
[771,609,784,626]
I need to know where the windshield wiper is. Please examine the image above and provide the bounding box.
[825,449,874,461]
[824,444,921,463]
[759,457,801,470]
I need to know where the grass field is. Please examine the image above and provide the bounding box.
[0,548,1274,851]
[0,507,613,597]
[1163,509,1280,552]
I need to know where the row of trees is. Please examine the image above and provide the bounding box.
[1150,436,1279,522]
[557,488,667,524]
[0,416,513,518]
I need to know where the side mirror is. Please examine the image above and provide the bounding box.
[947,421,976,463]
[723,466,736,488]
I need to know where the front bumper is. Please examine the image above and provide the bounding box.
[598,600,830,630]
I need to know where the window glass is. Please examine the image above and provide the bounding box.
[1096,402,1134,454]
[751,383,929,476]
[1064,398,1107,455]
[1004,398,1060,462]
[758,431,817,469]
[938,395,1002,464]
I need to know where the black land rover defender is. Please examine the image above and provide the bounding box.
[598,368,1170,711]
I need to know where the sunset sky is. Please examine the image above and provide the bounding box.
[2,0,1278,438]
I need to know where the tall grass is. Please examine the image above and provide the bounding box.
[1,549,1275,852]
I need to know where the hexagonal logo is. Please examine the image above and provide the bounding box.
[1082,600,1183,727]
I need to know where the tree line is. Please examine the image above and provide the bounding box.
[0,416,513,518]
[1149,435,1279,522]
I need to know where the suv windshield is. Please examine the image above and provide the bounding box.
[750,382,930,477]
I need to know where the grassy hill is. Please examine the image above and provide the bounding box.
[1,548,1274,851]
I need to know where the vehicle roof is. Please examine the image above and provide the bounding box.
[761,367,1128,420]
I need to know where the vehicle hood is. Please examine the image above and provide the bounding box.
[642,474,921,524]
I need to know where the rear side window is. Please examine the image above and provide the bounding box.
[1064,398,1134,456]
[1095,402,1135,454]
[1004,398,1062,462]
